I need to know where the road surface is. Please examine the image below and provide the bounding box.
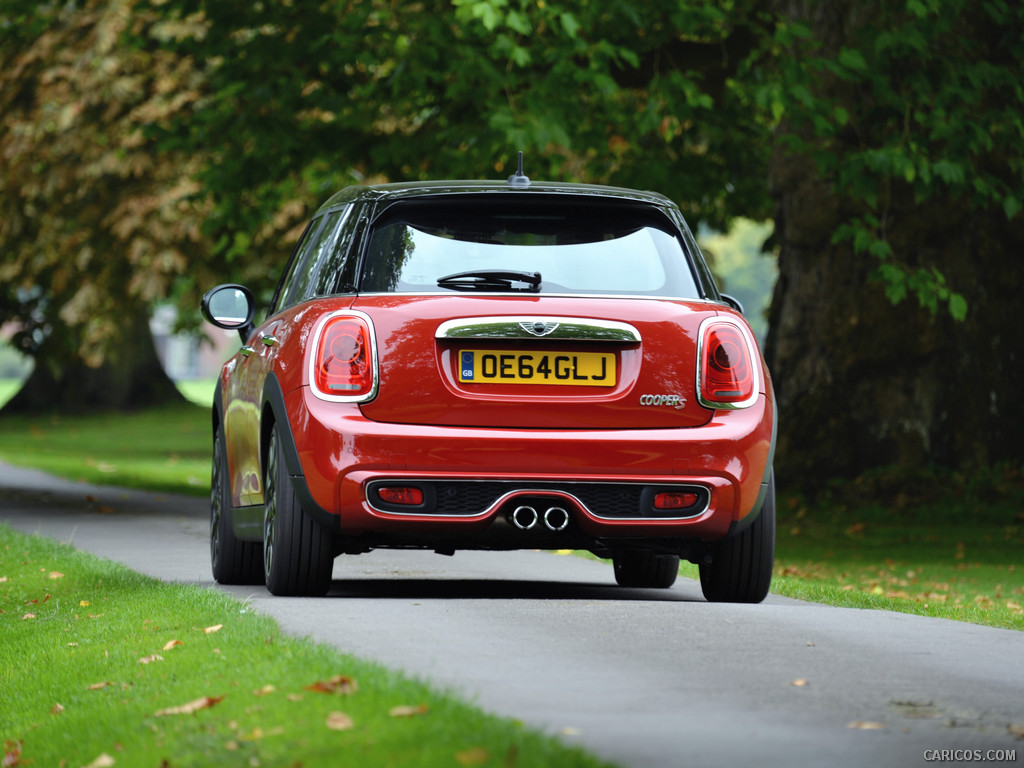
[2,461,1022,768]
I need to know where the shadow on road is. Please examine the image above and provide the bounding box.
[325,577,701,602]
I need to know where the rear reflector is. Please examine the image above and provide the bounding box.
[376,486,424,506]
[654,491,700,510]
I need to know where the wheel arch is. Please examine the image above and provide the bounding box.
[260,375,340,532]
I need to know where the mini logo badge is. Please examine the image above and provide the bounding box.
[520,320,559,337]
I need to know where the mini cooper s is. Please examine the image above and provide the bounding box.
[201,169,777,600]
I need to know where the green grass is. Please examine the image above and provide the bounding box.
[176,378,218,408]
[769,471,1024,630]
[0,378,20,409]
[0,400,212,496]
[0,525,610,768]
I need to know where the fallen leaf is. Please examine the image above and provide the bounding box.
[305,675,357,695]
[20,614,35,621]
[83,753,115,768]
[162,640,183,651]
[48,571,64,580]
[2,740,21,768]
[203,624,223,635]
[138,654,164,665]
[1008,723,1024,740]
[88,682,113,690]
[50,703,64,715]
[325,712,354,731]
[286,694,303,702]
[790,679,809,687]
[389,704,428,718]
[847,721,886,730]
[0,577,8,583]
[80,600,90,607]
[253,685,276,696]
[154,695,225,717]
[455,748,490,766]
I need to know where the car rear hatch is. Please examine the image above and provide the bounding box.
[354,295,716,430]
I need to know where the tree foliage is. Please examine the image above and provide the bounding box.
[764,0,1023,319]
[0,0,213,408]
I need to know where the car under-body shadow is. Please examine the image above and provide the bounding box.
[323,576,702,602]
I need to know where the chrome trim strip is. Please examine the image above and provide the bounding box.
[365,479,710,522]
[435,316,641,343]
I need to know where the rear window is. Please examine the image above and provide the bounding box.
[360,197,700,298]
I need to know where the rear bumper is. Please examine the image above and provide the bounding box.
[281,385,775,544]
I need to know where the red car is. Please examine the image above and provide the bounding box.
[201,169,776,600]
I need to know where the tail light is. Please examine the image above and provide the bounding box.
[698,319,759,409]
[310,312,377,402]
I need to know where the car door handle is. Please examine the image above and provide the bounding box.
[259,333,280,347]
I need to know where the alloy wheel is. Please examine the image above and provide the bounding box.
[263,432,277,579]
[210,434,223,568]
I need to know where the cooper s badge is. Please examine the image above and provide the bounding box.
[639,394,687,409]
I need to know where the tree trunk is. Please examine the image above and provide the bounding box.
[2,303,184,414]
[766,3,1024,489]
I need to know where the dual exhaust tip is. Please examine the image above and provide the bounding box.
[509,505,570,532]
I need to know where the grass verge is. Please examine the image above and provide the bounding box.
[770,470,1024,631]
[0,524,611,768]
[0,397,211,497]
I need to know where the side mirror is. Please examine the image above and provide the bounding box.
[201,284,256,342]
[720,293,745,315]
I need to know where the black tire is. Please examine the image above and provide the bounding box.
[263,426,334,596]
[613,550,680,588]
[210,425,263,584]
[699,472,776,603]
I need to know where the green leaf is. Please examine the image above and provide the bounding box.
[560,12,581,39]
[837,47,868,73]
[948,292,968,322]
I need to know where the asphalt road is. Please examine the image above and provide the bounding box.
[2,461,1022,768]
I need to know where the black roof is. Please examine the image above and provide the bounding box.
[315,179,676,215]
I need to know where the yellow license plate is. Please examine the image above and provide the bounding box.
[458,350,616,386]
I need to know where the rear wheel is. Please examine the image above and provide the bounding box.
[263,426,334,597]
[210,425,263,584]
[613,550,680,588]
[699,472,776,603]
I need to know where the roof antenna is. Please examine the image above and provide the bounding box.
[507,151,531,188]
